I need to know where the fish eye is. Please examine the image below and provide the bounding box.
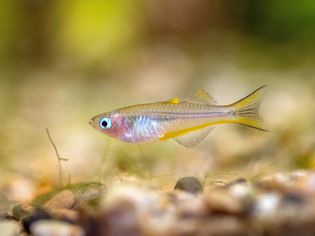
[99,117,112,129]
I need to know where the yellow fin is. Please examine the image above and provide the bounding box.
[173,127,213,148]
[164,97,180,104]
[230,85,268,131]
[185,89,216,104]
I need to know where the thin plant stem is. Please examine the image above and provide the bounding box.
[46,128,65,187]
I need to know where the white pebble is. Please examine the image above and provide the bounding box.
[0,221,20,236]
[30,220,84,236]
[254,193,280,218]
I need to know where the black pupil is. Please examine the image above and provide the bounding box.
[101,120,108,128]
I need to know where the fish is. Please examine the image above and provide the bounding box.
[89,86,267,148]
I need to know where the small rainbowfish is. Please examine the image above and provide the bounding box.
[90,86,266,148]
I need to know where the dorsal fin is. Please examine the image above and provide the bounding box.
[185,89,216,104]
[173,127,213,148]
[164,97,180,104]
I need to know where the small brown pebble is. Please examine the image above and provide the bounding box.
[98,200,142,236]
[174,176,203,194]
[43,190,76,210]
[204,190,243,214]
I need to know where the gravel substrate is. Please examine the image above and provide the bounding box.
[2,171,315,235]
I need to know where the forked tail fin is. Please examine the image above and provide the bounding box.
[230,86,268,131]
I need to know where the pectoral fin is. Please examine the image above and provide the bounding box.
[173,127,214,148]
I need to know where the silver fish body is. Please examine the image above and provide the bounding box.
[90,86,266,148]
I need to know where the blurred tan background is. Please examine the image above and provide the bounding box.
[0,0,315,207]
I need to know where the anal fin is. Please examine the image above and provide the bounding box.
[174,127,213,148]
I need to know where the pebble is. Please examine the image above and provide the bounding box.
[43,190,76,210]
[227,179,252,200]
[176,194,207,218]
[7,171,315,235]
[97,199,142,236]
[204,190,243,214]
[30,220,84,236]
[174,176,203,194]
[0,221,20,236]
[253,193,281,219]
